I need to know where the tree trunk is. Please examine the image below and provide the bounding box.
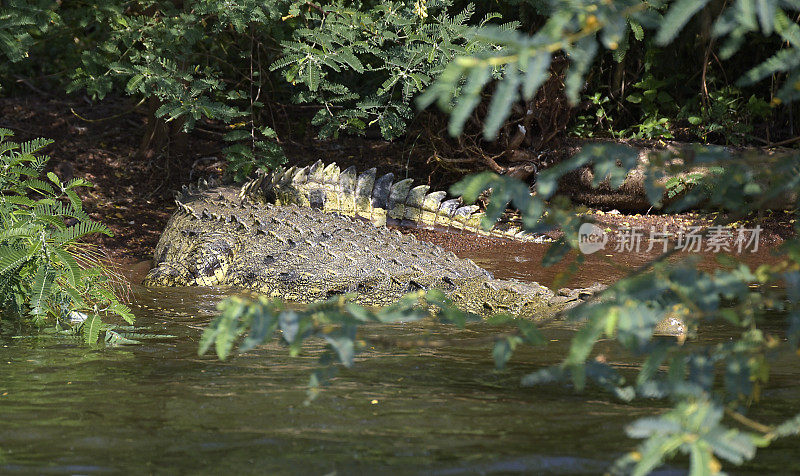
[137,97,187,161]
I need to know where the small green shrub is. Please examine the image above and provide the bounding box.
[0,129,133,342]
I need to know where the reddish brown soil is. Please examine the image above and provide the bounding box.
[1,95,214,262]
[583,209,794,248]
[0,95,794,264]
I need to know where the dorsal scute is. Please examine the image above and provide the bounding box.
[451,205,480,231]
[387,178,414,221]
[309,160,325,182]
[280,166,297,185]
[239,161,538,241]
[340,166,357,191]
[355,168,377,221]
[291,166,307,185]
[280,166,308,206]
[338,166,358,214]
[439,198,462,217]
[405,185,430,221]
[371,172,394,209]
[423,191,446,210]
[322,162,340,183]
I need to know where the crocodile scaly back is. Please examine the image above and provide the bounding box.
[239,160,535,240]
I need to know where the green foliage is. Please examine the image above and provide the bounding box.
[59,0,285,176]
[0,0,516,176]
[0,0,58,64]
[571,91,617,138]
[199,290,544,401]
[663,166,724,200]
[5,0,798,472]
[0,129,133,341]
[454,142,800,475]
[611,397,760,476]
[272,0,514,140]
[574,76,775,144]
[223,125,286,182]
[443,143,800,474]
[687,87,773,145]
[418,0,661,139]
[622,73,678,139]
[420,0,800,142]
[721,2,800,104]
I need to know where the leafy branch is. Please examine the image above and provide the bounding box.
[0,129,133,342]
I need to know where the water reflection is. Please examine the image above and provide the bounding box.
[0,245,797,474]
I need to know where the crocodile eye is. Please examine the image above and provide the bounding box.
[201,256,221,276]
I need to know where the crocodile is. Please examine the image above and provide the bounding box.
[143,183,558,318]
[143,163,685,334]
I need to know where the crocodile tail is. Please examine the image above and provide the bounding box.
[240,160,536,241]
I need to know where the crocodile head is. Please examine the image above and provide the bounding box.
[144,231,236,287]
[450,278,556,319]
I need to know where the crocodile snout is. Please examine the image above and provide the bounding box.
[142,263,191,286]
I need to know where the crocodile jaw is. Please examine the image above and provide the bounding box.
[143,262,193,286]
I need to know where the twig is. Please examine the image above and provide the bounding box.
[13,75,54,98]
[768,135,800,148]
[725,407,773,434]
[70,97,147,123]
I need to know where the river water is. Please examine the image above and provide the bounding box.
[0,244,797,474]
